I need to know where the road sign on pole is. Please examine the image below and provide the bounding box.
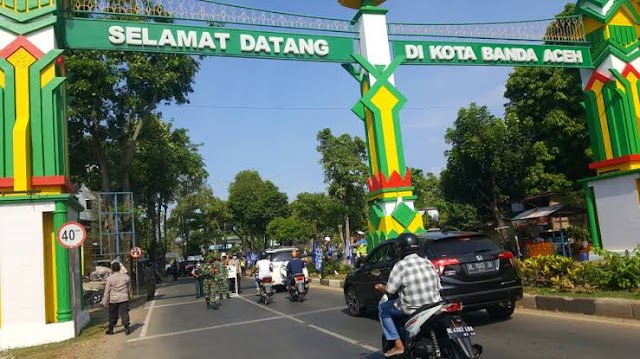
[130,247,142,296]
[57,221,87,249]
[130,247,142,259]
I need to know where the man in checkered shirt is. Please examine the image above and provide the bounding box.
[375,232,442,357]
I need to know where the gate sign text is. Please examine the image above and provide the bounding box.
[65,19,355,63]
[393,41,593,68]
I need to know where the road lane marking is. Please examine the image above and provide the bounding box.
[127,316,285,343]
[516,308,640,328]
[144,299,202,310]
[292,306,346,317]
[139,292,157,338]
[237,296,377,353]
[237,295,305,323]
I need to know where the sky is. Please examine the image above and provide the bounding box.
[159,0,576,200]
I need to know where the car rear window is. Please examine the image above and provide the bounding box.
[427,236,499,257]
[270,251,293,262]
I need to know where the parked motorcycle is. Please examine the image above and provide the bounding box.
[381,295,482,359]
[287,272,309,302]
[258,276,275,305]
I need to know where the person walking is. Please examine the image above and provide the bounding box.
[102,262,132,335]
[202,256,216,309]
[213,256,229,305]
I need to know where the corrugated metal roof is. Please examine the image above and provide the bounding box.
[511,204,565,221]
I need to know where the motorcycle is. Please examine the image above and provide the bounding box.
[380,295,482,359]
[258,276,275,305]
[286,272,309,302]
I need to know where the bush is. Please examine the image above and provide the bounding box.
[516,246,640,292]
[581,247,640,291]
[515,255,586,291]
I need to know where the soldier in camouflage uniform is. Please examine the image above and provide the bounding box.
[211,257,229,308]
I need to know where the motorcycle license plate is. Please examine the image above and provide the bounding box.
[446,325,476,339]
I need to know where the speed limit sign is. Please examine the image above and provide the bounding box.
[57,221,87,249]
[130,247,142,259]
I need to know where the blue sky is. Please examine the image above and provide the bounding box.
[160,0,575,200]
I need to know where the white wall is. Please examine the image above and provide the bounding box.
[0,202,76,349]
[592,173,640,252]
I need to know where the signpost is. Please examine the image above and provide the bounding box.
[57,222,87,249]
[130,247,142,295]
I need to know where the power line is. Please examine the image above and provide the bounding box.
[166,104,506,111]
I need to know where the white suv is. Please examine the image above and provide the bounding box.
[265,247,300,287]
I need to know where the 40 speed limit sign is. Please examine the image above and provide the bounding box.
[57,221,87,249]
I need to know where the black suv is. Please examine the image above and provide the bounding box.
[343,230,523,320]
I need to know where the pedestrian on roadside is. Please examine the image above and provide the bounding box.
[192,260,204,298]
[229,254,241,293]
[143,262,157,301]
[102,262,132,335]
[240,255,247,277]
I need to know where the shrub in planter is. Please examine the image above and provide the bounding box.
[581,246,640,291]
[515,255,586,291]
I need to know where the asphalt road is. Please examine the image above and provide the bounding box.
[117,277,640,359]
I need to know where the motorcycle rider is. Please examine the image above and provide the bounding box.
[374,233,443,358]
[254,252,273,295]
[285,249,305,289]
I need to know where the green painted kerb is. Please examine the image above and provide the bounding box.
[54,200,71,322]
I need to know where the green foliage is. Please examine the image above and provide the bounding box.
[316,128,368,231]
[267,216,315,246]
[290,192,342,237]
[516,247,640,292]
[582,247,640,291]
[228,170,289,248]
[515,256,586,291]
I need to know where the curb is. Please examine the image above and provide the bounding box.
[309,278,640,321]
[310,277,344,289]
[518,294,640,321]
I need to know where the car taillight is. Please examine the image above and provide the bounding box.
[445,301,463,313]
[499,251,515,266]
[430,258,461,276]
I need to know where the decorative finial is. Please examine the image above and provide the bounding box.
[338,0,387,10]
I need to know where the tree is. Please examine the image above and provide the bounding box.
[267,216,315,247]
[316,128,368,242]
[66,50,200,192]
[504,3,588,194]
[440,104,525,240]
[227,170,289,250]
[290,192,342,239]
[410,168,479,230]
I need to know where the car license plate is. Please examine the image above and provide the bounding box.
[446,325,476,339]
[466,260,498,274]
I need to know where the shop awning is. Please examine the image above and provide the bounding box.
[511,204,565,221]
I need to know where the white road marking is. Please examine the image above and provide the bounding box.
[237,295,305,324]
[139,292,157,338]
[237,296,377,352]
[127,316,285,343]
[291,306,346,317]
[144,299,202,310]
[516,308,640,328]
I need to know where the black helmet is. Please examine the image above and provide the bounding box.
[260,252,268,260]
[396,233,420,257]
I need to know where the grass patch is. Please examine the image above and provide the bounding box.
[525,286,640,301]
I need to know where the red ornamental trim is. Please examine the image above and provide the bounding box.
[585,71,612,91]
[368,169,412,192]
[0,35,44,60]
[589,154,640,169]
[0,176,75,192]
[621,63,640,79]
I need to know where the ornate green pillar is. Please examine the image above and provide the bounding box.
[341,0,425,249]
[54,200,71,322]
